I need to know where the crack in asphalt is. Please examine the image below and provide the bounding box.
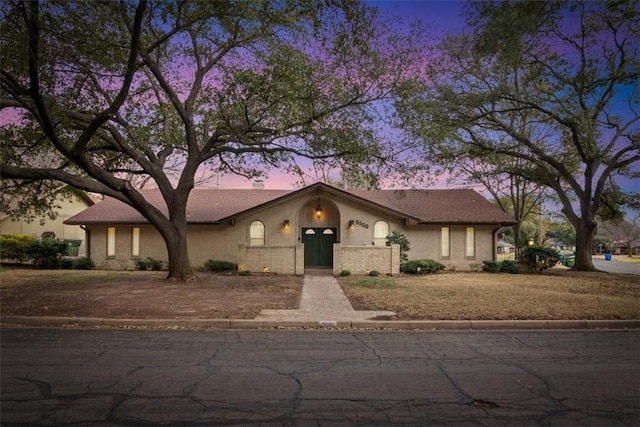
[350,332,383,365]
[15,376,52,399]
[4,329,638,426]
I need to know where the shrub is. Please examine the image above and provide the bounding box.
[147,257,163,271]
[400,259,445,274]
[482,260,500,273]
[0,234,37,262]
[386,231,410,263]
[135,259,149,270]
[521,246,560,273]
[205,259,237,272]
[339,269,351,276]
[368,270,380,276]
[59,258,74,269]
[136,257,163,271]
[24,239,68,269]
[499,260,519,274]
[74,257,95,270]
[482,260,520,274]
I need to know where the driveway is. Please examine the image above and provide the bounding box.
[2,328,638,426]
[593,258,640,275]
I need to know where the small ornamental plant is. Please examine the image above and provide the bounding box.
[238,264,249,275]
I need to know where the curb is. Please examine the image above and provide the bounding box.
[1,316,639,331]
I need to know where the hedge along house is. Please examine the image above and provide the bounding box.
[65,182,516,275]
[1,188,95,257]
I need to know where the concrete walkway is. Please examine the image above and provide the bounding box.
[255,268,395,323]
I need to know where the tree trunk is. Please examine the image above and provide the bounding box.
[513,221,522,249]
[573,218,596,271]
[163,221,194,280]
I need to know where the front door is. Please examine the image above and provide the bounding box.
[303,228,336,267]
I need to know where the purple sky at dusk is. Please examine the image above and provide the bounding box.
[2,1,636,202]
[220,0,467,190]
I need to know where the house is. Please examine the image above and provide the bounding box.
[65,182,516,274]
[1,188,95,256]
[496,240,516,261]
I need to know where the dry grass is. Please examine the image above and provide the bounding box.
[339,270,640,320]
[0,269,303,319]
[2,267,638,321]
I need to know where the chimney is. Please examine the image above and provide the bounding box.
[252,180,264,190]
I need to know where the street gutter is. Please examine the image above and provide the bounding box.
[1,316,639,331]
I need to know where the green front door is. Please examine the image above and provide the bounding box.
[303,228,336,267]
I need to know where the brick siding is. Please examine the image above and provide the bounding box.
[333,244,400,275]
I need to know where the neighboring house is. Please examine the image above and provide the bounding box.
[547,239,575,253]
[1,189,95,256]
[65,182,516,274]
[496,240,516,261]
[497,240,515,254]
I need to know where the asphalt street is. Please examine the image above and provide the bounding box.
[593,258,640,275]
[1,327,639,426]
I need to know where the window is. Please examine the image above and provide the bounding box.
[131,227,140,258]
[441,227,450,258]
[107,226,116,257]
[466,227,475,258]
[249,220,265,246]
[373,220,389,246]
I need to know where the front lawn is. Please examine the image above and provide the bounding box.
[0,269,303,319]
[338,270,640,320]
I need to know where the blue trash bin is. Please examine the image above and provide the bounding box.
[605,253,612,261]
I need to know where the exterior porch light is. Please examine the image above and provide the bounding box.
[528,238,535,247]
[315,199,323,220]
[283,219,290,230]
[348,220,355,231]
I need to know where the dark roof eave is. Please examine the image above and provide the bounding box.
[64,220,224,226]
[415,220,517,226]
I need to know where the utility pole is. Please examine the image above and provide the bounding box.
[537,209,544,246]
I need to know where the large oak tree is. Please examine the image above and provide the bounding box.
[1,0,425,278]
[396,0,639,270]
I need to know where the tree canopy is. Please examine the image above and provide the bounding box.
[1,0,426,278]
[396,0,639,270]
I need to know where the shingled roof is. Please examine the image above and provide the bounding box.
[344,188,515,224]
[65,183,515,226]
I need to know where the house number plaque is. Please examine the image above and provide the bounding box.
[354,220,369,229]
